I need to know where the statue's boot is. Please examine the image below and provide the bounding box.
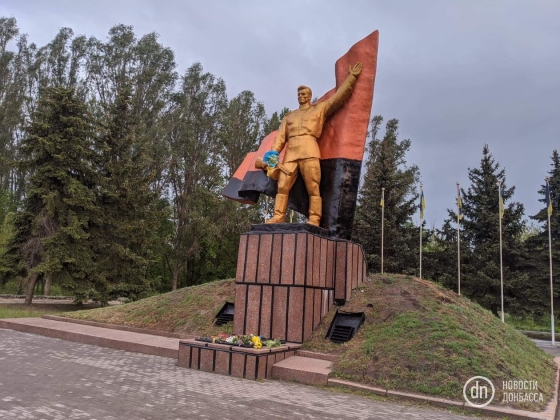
[307,196,322,227]
[266,194,288,224]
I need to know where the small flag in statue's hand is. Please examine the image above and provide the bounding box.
[546,182,553,216]
[419,191,426,220]
[457,190,463,220]
[499,184,505,219]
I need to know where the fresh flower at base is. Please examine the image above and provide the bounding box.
[196,333,282,349]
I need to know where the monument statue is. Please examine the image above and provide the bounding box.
[223,30,379,240]
[261,63,363,226]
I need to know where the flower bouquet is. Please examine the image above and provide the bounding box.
[195,333,282,349]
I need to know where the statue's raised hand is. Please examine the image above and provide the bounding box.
[349,62,363,77]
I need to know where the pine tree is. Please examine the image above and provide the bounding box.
[1,87,99,304]
[353,116,420,274]
[439,145,528,316]
[525,150,560,317]
[263,107,290,137]
[91,85,165,302]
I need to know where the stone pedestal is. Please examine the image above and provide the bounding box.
[233,224,367,343]
[178,339,301,380]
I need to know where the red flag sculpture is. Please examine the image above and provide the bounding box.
[223,30,379,240]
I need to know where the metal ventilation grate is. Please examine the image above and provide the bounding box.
[214,301,235,326]
[326,310,365,343]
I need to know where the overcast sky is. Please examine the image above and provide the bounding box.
[3,0,559,228]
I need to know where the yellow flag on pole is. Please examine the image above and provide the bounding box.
[457,190,463,220]
[419,190,425,220]
[499,184,505,219]
[546,182,553,216]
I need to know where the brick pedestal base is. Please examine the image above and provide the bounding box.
[233,224,367,343]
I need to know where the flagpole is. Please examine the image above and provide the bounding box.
[381,187,385,275]
[547,177,555,346]
[419,184,423,279]
[498,179,504,323]
[457,182,461,296]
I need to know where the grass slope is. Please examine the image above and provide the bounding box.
[61,274,556,411]
[304,274,556,411]
[62,279,236,337]
[0,301,98,319]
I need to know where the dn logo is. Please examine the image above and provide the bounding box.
[463,376,495,407]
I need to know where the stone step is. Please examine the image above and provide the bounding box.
[272,355,332,386]
[295,349,338,362]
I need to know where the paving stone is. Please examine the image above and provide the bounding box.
[0,328,483,419]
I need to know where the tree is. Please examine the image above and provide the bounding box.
[263,107,290,137]
[524,150,560,316]
[436,145,528,316]
[165,63,227,290]
[1,87,99,304]
[219,90,266,179]
[353,116,420,274]
[85,24,176,192]
[90,85,166,302]
[0,17,29,202]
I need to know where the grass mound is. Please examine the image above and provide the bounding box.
[62,279,235,337]
[304,274,556,411]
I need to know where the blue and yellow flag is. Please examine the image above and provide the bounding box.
[546,182,553,216]
[499,184,505,219]
[457,190,463,220]
[419,190,426,220]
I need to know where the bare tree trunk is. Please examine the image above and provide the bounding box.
[44,275,51,296]
[24,272,40,306]
[172,251,179,291]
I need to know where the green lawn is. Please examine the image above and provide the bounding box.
[0,302,96,319]
[506,313,560,333]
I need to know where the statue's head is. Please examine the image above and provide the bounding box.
[297,85,312,105]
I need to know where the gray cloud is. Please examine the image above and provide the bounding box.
[3,0,559,227]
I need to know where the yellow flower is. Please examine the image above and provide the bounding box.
[255,342,262,349]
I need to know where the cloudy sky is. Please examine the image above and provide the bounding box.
[3,0,560,228]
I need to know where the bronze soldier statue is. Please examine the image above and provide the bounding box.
[263,62,363,226]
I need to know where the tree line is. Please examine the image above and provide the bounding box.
[353,116,559,318]
[0,17,280,303]
[0,17,557,318]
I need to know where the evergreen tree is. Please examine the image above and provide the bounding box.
[525,150,560,316]
[1,87,99,304]
[92,85,166,302]
[423,218,460,285]
[436,145,528,316]
[353,116,420,274]
[263,107,290,137]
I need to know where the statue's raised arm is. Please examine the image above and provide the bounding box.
[323,62,363,117]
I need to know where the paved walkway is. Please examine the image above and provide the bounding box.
[0,328,483,420]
